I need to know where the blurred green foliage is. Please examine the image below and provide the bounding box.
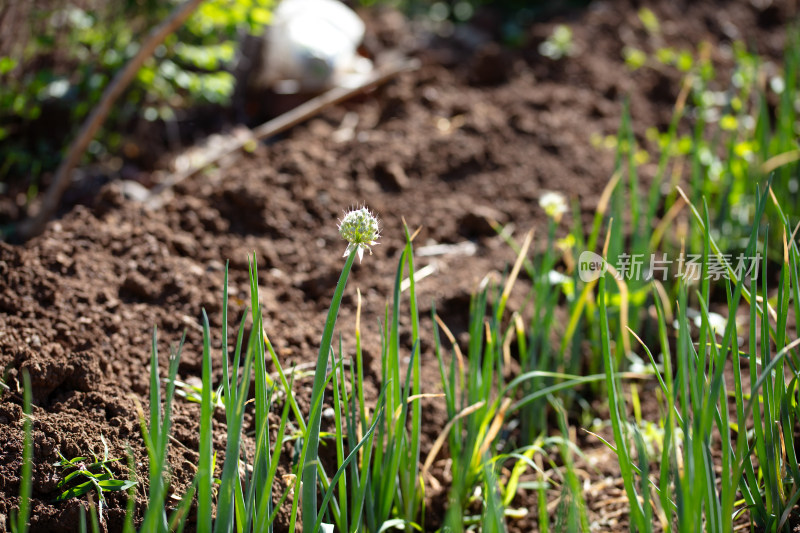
[538,24,575,60]
[607,10,800,253]
[357,0,590,46]
[0,0,273,186]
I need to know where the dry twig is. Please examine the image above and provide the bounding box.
[145,57,420,207]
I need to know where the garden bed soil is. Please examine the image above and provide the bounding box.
[0,0,795,531]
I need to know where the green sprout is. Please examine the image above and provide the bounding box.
[167,377,225,409]
[623,46,648,70]
[637,7,660,35]
[539,25,576,60]
[53,436,137,521]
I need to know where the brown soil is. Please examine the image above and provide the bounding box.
[0,0,795,531]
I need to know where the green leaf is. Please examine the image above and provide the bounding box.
[56,480,96,501]
[96,479,138,492]
[0,57,18,75]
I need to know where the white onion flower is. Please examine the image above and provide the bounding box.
[338,206,380,262]
[539,191,568,222]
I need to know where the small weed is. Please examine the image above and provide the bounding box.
[53,436,137,520]
[539,25,576,60]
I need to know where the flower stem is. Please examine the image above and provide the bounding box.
[302,248,358,529]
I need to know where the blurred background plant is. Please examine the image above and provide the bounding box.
[0,0,273,197]
[611,9,800,255]
[358,0,589,47]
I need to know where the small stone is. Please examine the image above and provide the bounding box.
[119,180,150,202]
